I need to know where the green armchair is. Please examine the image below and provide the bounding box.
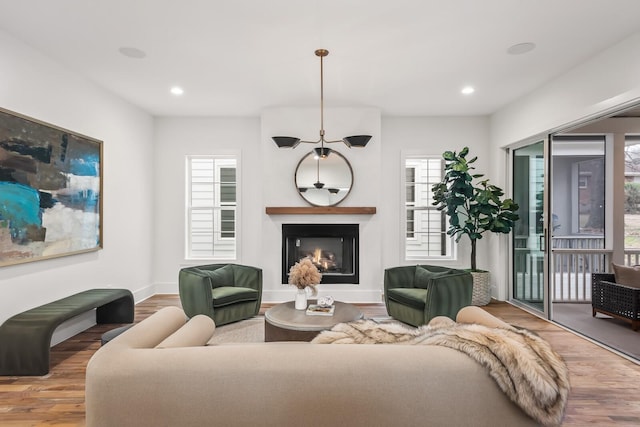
[179,263,262,326]
[384,265,473,327]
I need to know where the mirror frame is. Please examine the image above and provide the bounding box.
[294,150,354,207]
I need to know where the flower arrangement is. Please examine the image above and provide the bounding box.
[288,258,322,296]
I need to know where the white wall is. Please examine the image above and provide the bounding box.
[381,116,491,272]
[0,30,155,335]
[491,32,640,150]
[261,107,383,302]
[152,109,490,302]
[9,27,636,319]
[488,31,640,300]
[152,116,261,290]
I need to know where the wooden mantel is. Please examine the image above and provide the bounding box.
[265,206,376,215]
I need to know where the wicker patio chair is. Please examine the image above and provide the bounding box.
[591,273,640,331]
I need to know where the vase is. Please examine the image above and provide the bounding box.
[294,288,307,310]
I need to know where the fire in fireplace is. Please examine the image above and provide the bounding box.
[282,224,359,284]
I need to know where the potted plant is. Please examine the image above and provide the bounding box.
[432,147,519,305]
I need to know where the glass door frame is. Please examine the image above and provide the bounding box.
[509,135,552,319]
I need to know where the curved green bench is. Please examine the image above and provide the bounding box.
[0,288,134,376]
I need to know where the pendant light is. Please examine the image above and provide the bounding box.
[272,49,371,157]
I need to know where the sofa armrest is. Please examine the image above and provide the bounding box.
[592,273,615,286]
[156,315,215,348]
[425,272,473,320]
[230,264,263,292]
[179,268,215,319]
[383,266,415,291]
[456,306,511,329]
[104,306,188,350]
[383,266,416,314]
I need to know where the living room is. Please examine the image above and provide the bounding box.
[2,1,640,425]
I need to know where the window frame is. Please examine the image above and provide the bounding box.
[401,152,455,262]
[185,153,240,261]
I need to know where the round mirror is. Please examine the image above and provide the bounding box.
[294,150,353,206]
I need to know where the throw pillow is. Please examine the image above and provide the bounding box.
[612,263,640,288]
[155,315,216,348]
[204,264,234,288]
[414,265,453,288]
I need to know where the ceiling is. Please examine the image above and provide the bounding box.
[1,0,640,117]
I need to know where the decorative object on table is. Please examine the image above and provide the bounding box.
[432,146,520,305]
[306,304,335,316]
[317,295,334,307]
[288,258,322,310]
[0,107,103,267]
[271,49,371,156]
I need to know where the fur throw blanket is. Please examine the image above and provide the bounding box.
[312,317,569,427]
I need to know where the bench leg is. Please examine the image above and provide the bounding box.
[96,295,135,324]
[0,323,52,376]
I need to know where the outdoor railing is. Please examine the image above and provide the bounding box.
[551,248,612,302]
[624,249,640,266]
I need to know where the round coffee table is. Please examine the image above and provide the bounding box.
[265,300,363,342]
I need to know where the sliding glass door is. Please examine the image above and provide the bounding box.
[512,140,548,313]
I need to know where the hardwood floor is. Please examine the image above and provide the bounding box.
[1,295,639,426]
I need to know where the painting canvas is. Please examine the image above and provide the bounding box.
[0,107,102,267]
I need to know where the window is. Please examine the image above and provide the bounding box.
[404,156,452,260]
[186,155,238,259]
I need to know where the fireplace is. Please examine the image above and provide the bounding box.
[282,224,359,284]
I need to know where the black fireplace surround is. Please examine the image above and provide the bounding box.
[282,224,359,284]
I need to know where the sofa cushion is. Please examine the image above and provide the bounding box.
[612,263,640,288]
[414,265,453,289]
[387,288,428,309]
[155,315,215,348]
[204,264,234,289]
[212,286,259,307]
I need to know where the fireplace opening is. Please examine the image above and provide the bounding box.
[282,224,359,284]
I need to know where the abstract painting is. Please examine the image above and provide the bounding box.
[0,107,102,267]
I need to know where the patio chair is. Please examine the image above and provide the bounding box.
[591,273,640,331]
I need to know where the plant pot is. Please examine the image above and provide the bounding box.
[470,270,491,306]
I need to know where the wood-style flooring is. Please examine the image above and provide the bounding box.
[1,295,639,426]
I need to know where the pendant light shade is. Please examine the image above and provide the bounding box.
[272,136,301,148]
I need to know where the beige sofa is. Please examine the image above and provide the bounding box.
[86,306,539,427]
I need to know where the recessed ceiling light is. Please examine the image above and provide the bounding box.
[507,42,536,55]
[461,86,475,95]
[170,86,184,96]
[118,46,146,59]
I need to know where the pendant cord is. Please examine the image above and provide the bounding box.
[319,52,325,149]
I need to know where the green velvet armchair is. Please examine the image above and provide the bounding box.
[384,265,473,327]
[179,263,262,326]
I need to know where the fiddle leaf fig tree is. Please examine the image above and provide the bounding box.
[432,147,520,271]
